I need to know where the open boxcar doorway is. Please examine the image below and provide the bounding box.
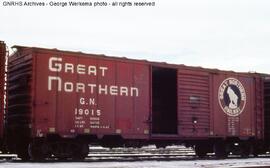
[151,66,178,134]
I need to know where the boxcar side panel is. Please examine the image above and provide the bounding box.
[0,41,6,139]
[238,77,253,137]
[212,75,257,138]
[212,74,227,137]
[33,51,150,139]
[178,69,210,137]
[133,64,150,138]
[56,54,78,135]
[34,53,58,136]
[115,62,134,135]
[95,59,116,134]
[75,55,99,135]
[254,76,264,139]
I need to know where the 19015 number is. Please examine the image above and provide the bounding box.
[75,108,101,116]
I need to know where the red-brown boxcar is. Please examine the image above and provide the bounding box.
[6,45,266,160]
[150,63,264,157]
[176,67,264,157]
[7,46,150,160]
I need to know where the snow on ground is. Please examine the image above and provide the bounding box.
[0,158,270,168]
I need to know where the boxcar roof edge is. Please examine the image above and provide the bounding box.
[11,45,264,77]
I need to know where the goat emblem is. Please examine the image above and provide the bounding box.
[218,78,246,116]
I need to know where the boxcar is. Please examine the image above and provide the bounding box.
[150,62,265,157]
[5,45,268,160]
[7,46,150,160]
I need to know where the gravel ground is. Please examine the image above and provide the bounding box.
[0,158,270,168]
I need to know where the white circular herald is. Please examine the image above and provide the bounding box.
[218,78,246,117]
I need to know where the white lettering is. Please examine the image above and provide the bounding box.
[110,85,118,95]
[89,98,95,105]
[48,76,62,91]
[48,77,139,97]
[99,85,108,95]
[49,57,62,72]
[48,57,139,97]
[77,64,86,74]
[64,82,73,92]
[88,66,96,76]
[88,84,96,93]
[84,109,89,115]
[99,67,108,76]
[65,63,74,73]
[120,87,128,96]
[80,98,85,105]
[48,57,109,77]
[97,109,101,116]
[76,83,85,92]
[130,87,139,97]
[75,108,101,116]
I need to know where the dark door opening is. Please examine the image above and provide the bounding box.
[152,66,177,134]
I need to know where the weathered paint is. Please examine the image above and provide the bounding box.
[6,46,264,142]
[176,67,264,139]
[178,69,210,137]
[0,41,6,139]
[31,49,150,139]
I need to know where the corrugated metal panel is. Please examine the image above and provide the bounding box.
[264,77,270,139]
[6,45,265,142]
[33,50,150,139]
[178,70,210,137]
[254,76,263,139]
[211,75,260,138]
[0,41,6,138]
[7,51,33,131]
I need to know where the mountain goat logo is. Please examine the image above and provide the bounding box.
[218,78,246,117]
